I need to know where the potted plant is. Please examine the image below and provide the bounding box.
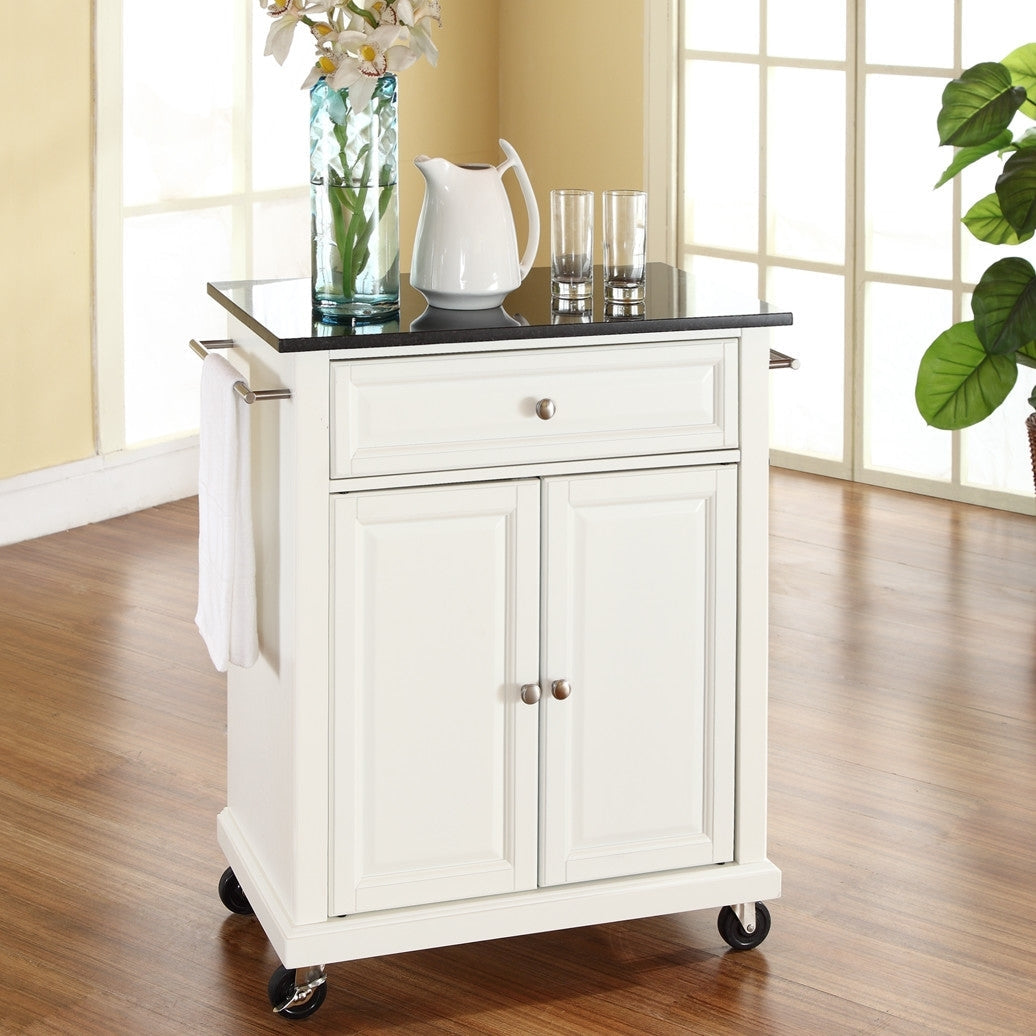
[914,43,1036,488]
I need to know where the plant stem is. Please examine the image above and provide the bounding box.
[346,1,378,28]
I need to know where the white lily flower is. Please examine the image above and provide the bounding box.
[369,1,400,25]
[321,24,397,106]
[263,0,322,64]
[259,0,442,98]
[412,0,441,26]
[407,20,438,66]
[265,19,300,64]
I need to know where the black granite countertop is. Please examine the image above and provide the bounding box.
[207,263,792,354]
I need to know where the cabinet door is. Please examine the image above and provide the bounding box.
[331,481,540,915]
[540,467,737,886]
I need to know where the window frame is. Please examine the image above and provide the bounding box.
[674,0,1036,513]
[94,0,309,454]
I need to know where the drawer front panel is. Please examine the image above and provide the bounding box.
[331,340,737,478]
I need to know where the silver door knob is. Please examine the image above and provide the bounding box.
[520,683,541,705]
[535,398,556,420]
[551,679,572,701]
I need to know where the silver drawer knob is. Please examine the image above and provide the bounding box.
[535,398,557,420]
[551,679,572,701]
[520,683,542,705]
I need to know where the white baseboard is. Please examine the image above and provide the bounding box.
[0,437,199,546]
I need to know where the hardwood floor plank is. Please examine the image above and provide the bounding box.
[0,473,1034,1033]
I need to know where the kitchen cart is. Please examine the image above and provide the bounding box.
[201,264,789,1018]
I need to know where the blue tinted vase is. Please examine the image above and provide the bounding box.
[310,76,400,323]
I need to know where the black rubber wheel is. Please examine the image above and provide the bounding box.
[267,965,328,1020]
[217,867,254,916]
[717,902,771,950]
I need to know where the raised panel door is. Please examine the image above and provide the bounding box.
[331,480,540,915]
[539,466,737,886]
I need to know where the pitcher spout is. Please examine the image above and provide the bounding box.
[413,154,448,181]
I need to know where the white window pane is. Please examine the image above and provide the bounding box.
[252,14,311,192]
[123,209,234,446]
[962,377,1035,495]
[253,196,310,279]
[863,282,952,480]
[767,68,845,264]
[684,256,759,305]
[768,267,845,461]
[684,0,759,53]
[865,74,953,278]
[767,0,845,61]
[962,0,1036,66]
[123,6,235,205]
[866,0,954,68]
[683,61,759,251]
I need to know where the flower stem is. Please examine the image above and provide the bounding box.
[346,1,378,28]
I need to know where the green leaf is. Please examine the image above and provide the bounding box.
[1016,341,1036,368]
[938,62,1028,146]
[934,129,1014,188]
[1002,43,1036,119]
[995,148,1036,236]
[962,192,1034,244]
[972,257,1036,354]
[916,321,1017,428]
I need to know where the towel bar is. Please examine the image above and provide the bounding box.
[768,349,799,370]
[189,339,292,404]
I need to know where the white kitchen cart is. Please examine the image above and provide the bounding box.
[203,265,790,1019]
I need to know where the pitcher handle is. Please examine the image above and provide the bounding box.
[497,139,540,281]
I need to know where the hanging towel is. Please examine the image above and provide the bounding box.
[195,352,259,672]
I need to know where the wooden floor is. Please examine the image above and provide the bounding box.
[0,469,1034,1034]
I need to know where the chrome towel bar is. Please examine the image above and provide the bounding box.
[189,339,292,404]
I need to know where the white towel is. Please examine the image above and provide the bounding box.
[195,352,259,672]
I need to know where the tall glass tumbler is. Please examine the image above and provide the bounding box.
[602,190,647,303]
[550,189,594,300]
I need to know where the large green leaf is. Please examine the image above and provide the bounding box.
[962,192,1034,244]
[938,62,1028,147]
[1017,341,1036,368]
[972,257,1036,354]
[1003,43,1036,119]
[934,129,1014,188]
[916,321,1017,428]
[995,148,1036,236]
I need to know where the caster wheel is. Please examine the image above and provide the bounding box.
[217,867,254,916]
[717,902,771,950]
[268,965,328,1020]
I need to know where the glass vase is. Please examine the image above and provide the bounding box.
[310,76,399,323]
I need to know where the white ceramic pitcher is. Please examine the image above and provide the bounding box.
[411,139,540,310]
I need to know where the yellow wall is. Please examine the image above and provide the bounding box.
[0,6,95,480]
[0,2,645,482]
[500,1,646,267]
[403,0,647,269]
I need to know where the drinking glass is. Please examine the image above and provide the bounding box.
[602,190,647,303]
[550,189,594,299]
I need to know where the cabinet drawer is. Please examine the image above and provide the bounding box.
[330,339,738,478]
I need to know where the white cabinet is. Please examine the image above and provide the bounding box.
[539,466,737,887]
[207,271,785,1017]
[330,480,541,915]
[330,466,736,916]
